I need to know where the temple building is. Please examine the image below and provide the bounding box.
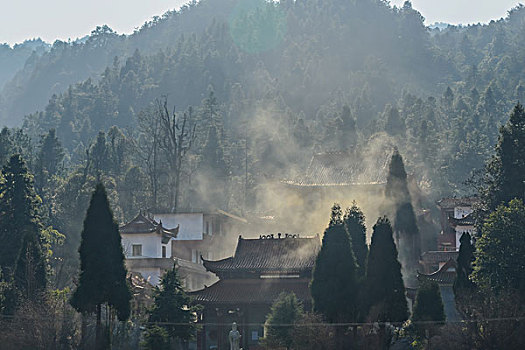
[190,234,321,350]
[280,150,391,207]
[420,197,478,275]
[266,147,394,234]
[436,197,478,251]
[120,210,247,291]
[120,213,180,286]
[415,197,479,322]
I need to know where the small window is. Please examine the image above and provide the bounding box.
[132,244,142,257]
[251,331,259,341]
[206,221,210,235]
[162,246,167,258]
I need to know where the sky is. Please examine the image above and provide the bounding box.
[0,0,188,45]
[390,0,522,25]
[0,0,523,46]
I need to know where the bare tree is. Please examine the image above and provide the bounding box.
[157,98,196,211]
[136,97,196,212]
[137,104,163,209]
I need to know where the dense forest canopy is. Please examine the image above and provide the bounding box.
[1,0,525,233]
[0,39,49,90]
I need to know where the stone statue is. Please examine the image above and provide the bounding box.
[229,322,241,350]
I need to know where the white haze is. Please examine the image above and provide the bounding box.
[0,0,188,45]
[1,0,522,45]
[390,0,521,25]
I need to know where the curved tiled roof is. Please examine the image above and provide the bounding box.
[437,197,479,209]
[283,148,393,187]
[120,213,179,240]
[120,214,160,234]
[449,214,475,226]
[420,251,459,264]
[203,236,321,273]
[418,259,457,285]
[190,278,311,305]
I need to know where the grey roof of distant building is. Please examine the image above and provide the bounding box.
[202,235,321,273]
[449,213,475,226]
[190,278,311,305]
[437,197,479,209]
[283,149,393,187]
[418,259,457,285]
[120,213,178,242]
[420,251,459,264]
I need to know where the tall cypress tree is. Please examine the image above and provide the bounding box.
[0,154,47,312]
[411,280,445,337]
[311,204,359,348]
[70,183,131,349]
[344,201,368,279]
[365,217,408,323]
[385,149,410,205]
[311,204,358,324]
[483,102,525,211]
[453,232,475,298]
[384,149,421,283]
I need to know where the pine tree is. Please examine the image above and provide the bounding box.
[0,155,47,313]
[516,84,525,102]
[365,217,408,323]
[344,202,368,279]
[89,132,109,177]
[147,264,200,345]
[311,204,358,323]
[384,104,405,137]
[201,89,221,126]
[453,232,475,298]
[70,183,131,349]
[35,128,64,193]
[411,280,445,337]
[37,129,64,178]
[201,124,228,176]
[13,230,47,302]
[0,155,38,272]
[0,127,13,168]
[384,149,421,283]
[483,102,525,211]
[264,292,304,350]
[340,105,357,149]
[142,326,170,350]
[323,113,344,150]
[442,86,454,109]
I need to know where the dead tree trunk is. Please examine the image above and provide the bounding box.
[158,99,196,212]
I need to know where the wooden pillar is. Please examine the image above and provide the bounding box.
[197,309,204,350]
[242,307,248,350]
[217,307,223,350]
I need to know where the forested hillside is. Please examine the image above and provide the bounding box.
[1,0,457,127]
[1,0,525,279]
[0,39,49,90]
